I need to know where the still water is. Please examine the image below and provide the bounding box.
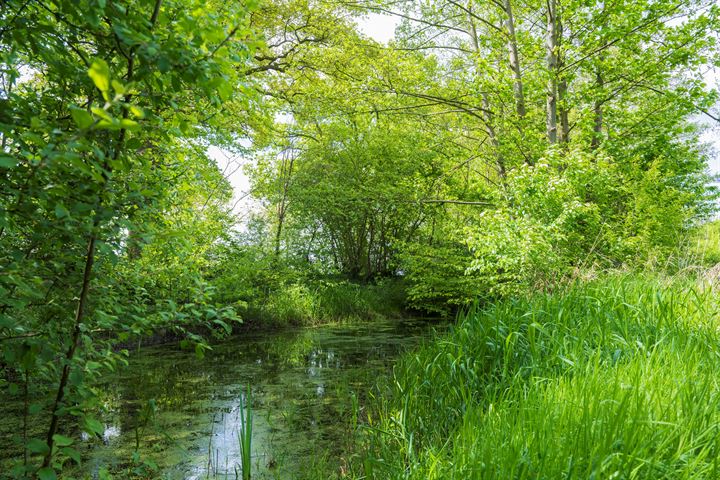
[41,318,438,478]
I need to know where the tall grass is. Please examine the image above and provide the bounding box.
[237,385,252,480]
[674,220,720,270]
[250,279,406,327]
[351,274,720,479]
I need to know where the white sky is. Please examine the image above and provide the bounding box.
[356,13,400,44]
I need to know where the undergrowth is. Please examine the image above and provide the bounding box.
[247,279,407,327]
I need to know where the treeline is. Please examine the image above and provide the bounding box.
[0,0,718,477]
[249,0,718,312]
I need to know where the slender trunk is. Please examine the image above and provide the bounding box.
[42,235,97,467]
[483,93,505,178]
[557,13,570,144]
[274,209,285,257]
[591,66,604,150]
[502,0,532,165]
[366,216,375,280]
[469,13,506,178]
[304,226,317,263]
[503,0,526,120]
[558,78,569,143]
[274,148,294,257]
[545,0,558,144]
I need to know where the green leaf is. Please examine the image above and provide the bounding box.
[70,107,94,129]
[0,314,14,329]
[91,107,113,121]
[129,105,145,119]
[60,446,82,464]
[0,155,17,168]
[83,417,104,436]
[120,118,139,130]
[111,79,125,95]
[55,204,69,219]
[27,438,50,455]
[213,318,231,334]
[37,467,57,480]
[88,59,111,93]
[52,434,74,447]
[98,467,113,480]
[86,360,102,370]
[157,55,171,73]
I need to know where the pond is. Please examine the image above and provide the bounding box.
[1,317,441,479]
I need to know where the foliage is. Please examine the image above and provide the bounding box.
[244,0,718,311]
[686,219,720,267]
[0,0,719,475]
[0,0,257,476]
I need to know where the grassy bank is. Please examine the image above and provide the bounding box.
[343,274,720,479]
[244,278,408,327]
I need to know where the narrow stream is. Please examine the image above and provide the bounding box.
[10,317,440,479]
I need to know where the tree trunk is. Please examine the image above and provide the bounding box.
[558,77,570,143]
[274,148,295,257]
[591,66,604,150]
[545,0,559,144]
[483,93,506,178]
[469,13,506,178]
[557,13,570,144]
[503,0,526,120]
[42,235,97,467]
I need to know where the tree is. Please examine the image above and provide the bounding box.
[0,0,256,475]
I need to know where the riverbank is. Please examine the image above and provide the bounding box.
[110,278,417,352]
[335,272,720,479]
[242,278,409,327]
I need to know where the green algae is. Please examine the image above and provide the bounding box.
[1,318,439,479]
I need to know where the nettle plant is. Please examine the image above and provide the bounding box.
[0,0,256,477]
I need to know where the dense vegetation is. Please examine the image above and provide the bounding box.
[351,272,720,479]
[1,0,719,478]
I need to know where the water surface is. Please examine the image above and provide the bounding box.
[63,317,439,478]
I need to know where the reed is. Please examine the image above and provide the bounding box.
[237,385,253,480]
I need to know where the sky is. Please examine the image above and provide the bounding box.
[215,12,720,218]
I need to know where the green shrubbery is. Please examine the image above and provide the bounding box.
[208,243,407,326]
[403,147,713,311]
[686,220,720,267]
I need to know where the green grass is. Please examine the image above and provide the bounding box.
[237,385,252,480]
[348,273,720,479]
[682,220,720,268]
[249,279,406,327]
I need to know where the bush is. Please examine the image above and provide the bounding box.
[403,147,711,311]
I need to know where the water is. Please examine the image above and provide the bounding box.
[1,317,440,479]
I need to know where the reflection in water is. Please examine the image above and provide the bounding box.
[0,317,440,478]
